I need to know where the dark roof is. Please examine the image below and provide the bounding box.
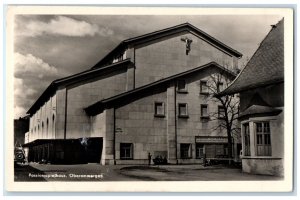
[26,59,132,115]
[92,23,242,69]
[239,105,282,118]
[85,62,236,116]
[218,19,284,96]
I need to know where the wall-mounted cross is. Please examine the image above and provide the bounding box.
[181,36,193,55]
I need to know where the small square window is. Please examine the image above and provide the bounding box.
[178,103,188,118]
[218,106,225,119]
[177,80,188,93]
[200,81,209,94]
[154,102,165,117]
[217,82,224,92]
[120,143,133,159]
[180,143,192,159]
[201,104,209,118]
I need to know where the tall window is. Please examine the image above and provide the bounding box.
[256,122,271,156]
[178,103,188,117]
[37,125,39,138]
[46,118,49,139]
[180,143,192,159]
[200,80,208,94]
[41,122,44,138]
[196,144,204,158]
[120,143,133,159]
[52,114,55,138]
[154,102,165,117]
[218,106,225,119]
[201,104,208,118]
[243,123,250,156]
[177,80,187,93]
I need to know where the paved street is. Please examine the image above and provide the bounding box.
[14,163,282,182]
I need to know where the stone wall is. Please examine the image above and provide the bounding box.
[135,32,237,88]
[115,88,168,165]
[112,67,233,165]
[65,69,127,139]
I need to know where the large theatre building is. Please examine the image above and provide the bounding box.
[24,23,243,165]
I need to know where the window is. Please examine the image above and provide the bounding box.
[218,106,225,119]
[41,122,44,136]
[200,80,208,94]
[256,122,271,156]
[217,82,224,92]
[154,102,165,117]
[46,118,49,138]
[178,103,188,117]
[52,114,55,137]
[177,80,187,93]
[120,143,133,159]
[201,104,209,118]
[196,144,204,159]
[243,123,250,156]
[180,143,192,159]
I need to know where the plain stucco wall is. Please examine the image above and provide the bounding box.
[241,114,284,176]
[242,158,283,176]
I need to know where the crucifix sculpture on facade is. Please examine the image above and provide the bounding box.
[181,36,193,55]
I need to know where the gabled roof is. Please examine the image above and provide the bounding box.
[218,19,284,96]
[85,62,236,116]
[92,22,243,69]
[27,59,132,115]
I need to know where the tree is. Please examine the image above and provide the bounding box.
[204,69,240,160]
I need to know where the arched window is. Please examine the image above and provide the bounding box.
[52,114,55,138]
[42,122,44,138]
[38,125,39,139]
[46,118,49,139]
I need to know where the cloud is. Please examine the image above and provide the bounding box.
[14,52,58,79]
[14,52,61,119]
[16,16,113,37]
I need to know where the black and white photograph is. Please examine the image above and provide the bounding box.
[5,6,293,192]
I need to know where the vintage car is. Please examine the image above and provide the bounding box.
[14,146,26,164]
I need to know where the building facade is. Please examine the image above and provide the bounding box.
[218,19,284,176]
[24,23,243,165]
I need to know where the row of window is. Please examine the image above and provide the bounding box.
[177,79,224,94]
[120,143,227,159]
[243,122,271,156]
[31,115,55,136]
[155,102,225,119]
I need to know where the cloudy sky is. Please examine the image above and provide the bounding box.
[13,14,282,119]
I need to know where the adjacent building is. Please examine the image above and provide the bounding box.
[218,19,284,176]
[24,23,243,165]
[14,116,29,146]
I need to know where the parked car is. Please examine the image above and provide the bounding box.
[14,146,26,164]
